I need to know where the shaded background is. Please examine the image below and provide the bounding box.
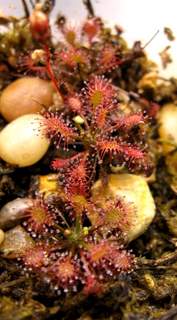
[0,0,177,77]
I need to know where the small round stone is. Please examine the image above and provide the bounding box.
[73,115,85,124]
[0,198,33,230]
[0,114,50,167]
[0,77,53,122]
[158,103,177,154]
[92,174,156,242]
[39,174,58,195]
[0,226,34,258]
[0,229,5,245]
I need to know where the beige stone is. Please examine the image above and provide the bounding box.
[158,103,177,154]
[0,114,50,167]
[0,77,53,122]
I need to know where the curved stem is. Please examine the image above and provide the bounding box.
[83,0,95,17]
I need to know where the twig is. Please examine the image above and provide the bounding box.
[0,277,27,289]
[138,251,177,267]
[29,0,35,8]
[143,30,159,49]
[21,0,30,17]
[157,306,177,320]
[83,0,95,17]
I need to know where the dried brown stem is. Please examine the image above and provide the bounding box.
[29,0,35,8]
[138,251,177,267]
[83,0,95,17]
[143,30,159,49]
[157,306,177,320]
[21,0,30,17]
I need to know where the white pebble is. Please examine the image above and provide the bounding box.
[0,114,50,167]
[73,115,85,124]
